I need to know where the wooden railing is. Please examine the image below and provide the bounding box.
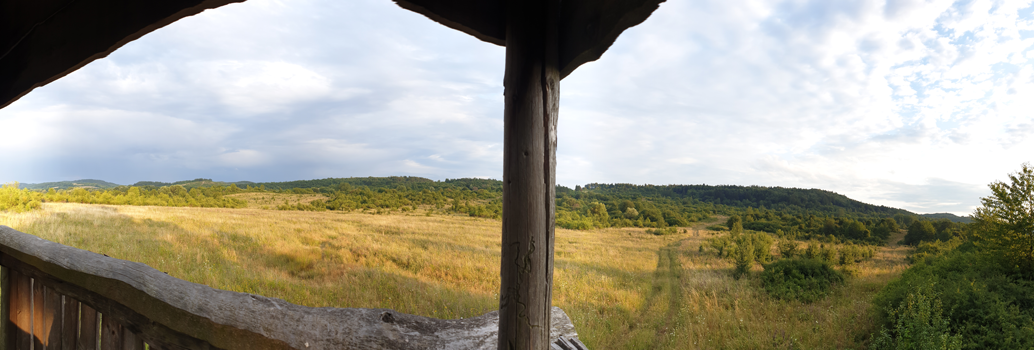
[0,226,587,350]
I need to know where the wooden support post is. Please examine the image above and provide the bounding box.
[498,0,559,349]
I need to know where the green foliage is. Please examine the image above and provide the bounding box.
[874,248,1034,349]
[733,240,755,280]
[646,227,678,235]
[873,218,900,241]
[908,238,963,265]
[904,221,937,246]
[972,163,1034,274]
[778,239,799,259]
[0,183,43,212]
[870,292,962,350]
[804,240,821,260]
[760,258,845,303]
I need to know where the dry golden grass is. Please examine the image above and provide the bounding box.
[0,204,909,349]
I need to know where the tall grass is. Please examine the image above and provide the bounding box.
[0,204,909,349]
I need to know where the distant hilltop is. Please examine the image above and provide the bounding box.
[919,212,972,223]
[16,176,975,222]
[18,179,122,190]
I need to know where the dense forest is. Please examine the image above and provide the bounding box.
[6,176,970,245]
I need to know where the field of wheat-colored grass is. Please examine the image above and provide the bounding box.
[0,203,909,349]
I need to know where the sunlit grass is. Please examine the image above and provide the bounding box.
[0,204,909,349]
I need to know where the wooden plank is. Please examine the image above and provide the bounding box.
[9,270,32,350]
[498,0,560,349]
[100,313,122,350]
[121,329,143,350]
[79,304,98,350]
[392,0,666,79]
[557,0,666,78]
[61,297,78,350]
[1,266,9,350]
[32,278,46,349]
[391,0,505,45]
[44,286,63,349]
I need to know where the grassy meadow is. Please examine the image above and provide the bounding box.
[0,202,910,349]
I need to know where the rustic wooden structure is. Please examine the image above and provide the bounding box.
[0,226,588,350]
[0,1,666,349]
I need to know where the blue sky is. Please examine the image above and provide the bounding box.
[1,0,1032,215]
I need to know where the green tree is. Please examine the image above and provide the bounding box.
[904,221,936,246]
[872,218,900,242]
[973,163,1034,273]
[726,215,742,230]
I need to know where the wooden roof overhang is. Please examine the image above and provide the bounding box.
[0,1,665,349]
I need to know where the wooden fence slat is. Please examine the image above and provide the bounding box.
[9,270,32,350]
[100,313,121,350]
[32,278,46,349]
[78,304,98,350]
[121,329,143,350]
[61,296,78,350]
[44,286,62,349]
[1,266,10,350]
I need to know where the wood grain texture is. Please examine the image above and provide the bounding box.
[61,296,78,350]
[79,304,99,350]
[0,226,580,350]
[498,0,560,349]
[121,329,144,350]
[1,266,9,350]
[101,313,122,350]
[44,286,63,349]
[9,269,31,350]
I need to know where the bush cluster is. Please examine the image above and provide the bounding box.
[760,258,845,303]
[0,183,43,212]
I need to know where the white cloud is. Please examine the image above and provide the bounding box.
[1,0,1032,215]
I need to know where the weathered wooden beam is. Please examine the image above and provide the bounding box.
[0,0,246,109]
[498,0,559,349]
[0,226,582,350]
[391,0,666,79]
[391,0,505,46]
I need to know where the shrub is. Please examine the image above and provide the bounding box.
[760,258,845,303]
[0,183,43,213]
[646,227,678,235]
[803,240,821,260]
[778,239,799,259]
[819,245,837,264]
[873,248,1034,349]
[870,291,962,350]
[732,240,755,280]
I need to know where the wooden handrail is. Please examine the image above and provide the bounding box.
[0,226,585,350]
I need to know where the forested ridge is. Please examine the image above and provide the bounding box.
[6,176,961,244]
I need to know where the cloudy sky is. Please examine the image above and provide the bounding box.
[1,0,1032,215]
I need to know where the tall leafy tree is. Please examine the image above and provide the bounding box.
[973,163,1034,273]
